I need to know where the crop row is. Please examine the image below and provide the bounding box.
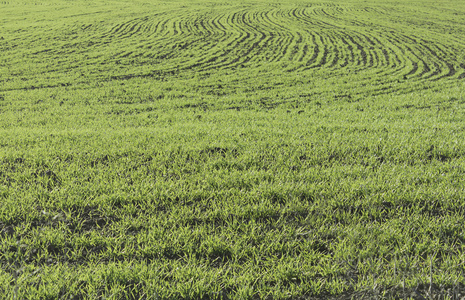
[1,1,465,99]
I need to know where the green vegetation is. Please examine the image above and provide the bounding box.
[1,0,465,298]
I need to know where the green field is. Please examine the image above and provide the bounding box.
[1,0,465,298]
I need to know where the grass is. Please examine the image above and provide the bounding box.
[1,0,465,298]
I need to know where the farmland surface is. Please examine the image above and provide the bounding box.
[1,0,465,298]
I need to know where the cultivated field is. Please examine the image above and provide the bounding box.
[1,0,465,298]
